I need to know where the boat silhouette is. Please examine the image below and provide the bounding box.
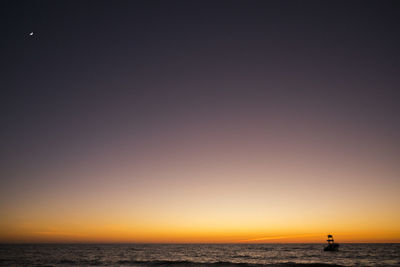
[324,234,339,251]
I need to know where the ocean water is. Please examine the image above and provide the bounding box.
[0,243,399,267]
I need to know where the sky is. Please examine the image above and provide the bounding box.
[1,0,400,243]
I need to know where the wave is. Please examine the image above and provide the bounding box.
[58,259,103,265]
[116,260,345,267]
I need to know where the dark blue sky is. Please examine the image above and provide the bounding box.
[2,0,400,181]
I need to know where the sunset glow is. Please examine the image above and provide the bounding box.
[1,121,399,243]
[1,1,399,245]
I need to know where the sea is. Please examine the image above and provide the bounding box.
[0,243,399,267]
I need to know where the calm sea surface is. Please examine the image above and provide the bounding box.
[0,243,399,267]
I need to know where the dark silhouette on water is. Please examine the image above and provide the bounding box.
[324,234,339,251]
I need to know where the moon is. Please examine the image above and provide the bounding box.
[29,32,34,36]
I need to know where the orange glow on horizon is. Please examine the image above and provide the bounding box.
[1,120,399,244]
[1,216,399,243]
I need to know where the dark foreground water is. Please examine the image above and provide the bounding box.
[0,243,399,267]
